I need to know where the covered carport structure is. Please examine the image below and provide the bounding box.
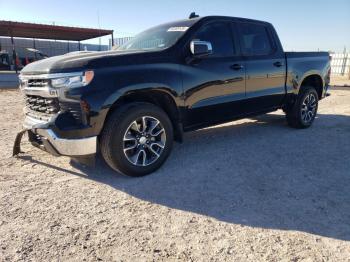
[0,20,114,72]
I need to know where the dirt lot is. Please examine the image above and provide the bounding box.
[0,88,349,261]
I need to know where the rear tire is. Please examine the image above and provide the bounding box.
[285,86,319,129]
[100,102,174,177]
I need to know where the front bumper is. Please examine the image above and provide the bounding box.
[18,72,98,157]
[30,128,97,157]
[23,114,97,157]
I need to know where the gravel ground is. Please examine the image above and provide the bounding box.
[0,88,349,261]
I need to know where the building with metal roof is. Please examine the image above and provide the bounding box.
[0,20,114,72]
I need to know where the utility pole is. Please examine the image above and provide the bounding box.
[341,46,347,76]
[111,32,114,50]
[33,38,37,60]
[7,22,17,73]
[97,11,102,51]
[344,46,350,79]
[11,34,17,73]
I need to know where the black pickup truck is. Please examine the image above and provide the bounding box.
[16,15,331,177]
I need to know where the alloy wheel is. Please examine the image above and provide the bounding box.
[123,116,166,167]
[301,93,317,124]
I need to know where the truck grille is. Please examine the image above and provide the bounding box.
[22,75,84,125]
[25,95,60,115]
[24,95,83,125]
[60,102,83,123]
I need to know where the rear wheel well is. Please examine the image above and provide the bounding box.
[107,91,183,142]
[300,75,323,99]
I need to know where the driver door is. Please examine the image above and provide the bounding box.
[182,21,246,129]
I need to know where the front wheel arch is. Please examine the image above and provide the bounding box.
[104,89,183,142]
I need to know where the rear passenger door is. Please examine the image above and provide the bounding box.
[237,22,286,111]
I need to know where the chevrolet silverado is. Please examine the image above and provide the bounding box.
[14,15,331,176]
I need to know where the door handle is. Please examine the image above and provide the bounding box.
[231,64,244,70]
[273,61,284,67]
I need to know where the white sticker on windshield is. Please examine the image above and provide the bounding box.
[167,27,189,32]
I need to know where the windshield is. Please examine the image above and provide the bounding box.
[117,23,192,51]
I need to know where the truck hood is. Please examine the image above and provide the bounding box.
[21,49,167,75]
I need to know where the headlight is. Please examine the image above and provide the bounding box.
[51,71,94,88]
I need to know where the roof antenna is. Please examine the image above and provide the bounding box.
[189,12,199,19]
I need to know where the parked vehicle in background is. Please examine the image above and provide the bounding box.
[26,48,49,59]
[0,51,10,70]
[15,15,331,177]
[0,47,49,71]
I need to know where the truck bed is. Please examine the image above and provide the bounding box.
[285,51,331,97]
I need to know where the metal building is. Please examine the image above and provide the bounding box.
[0,20,114,71]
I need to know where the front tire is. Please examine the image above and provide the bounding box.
[100,102,174,177]
[285,86,319,129]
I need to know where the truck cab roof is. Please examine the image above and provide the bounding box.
[187,15,270,25]
[155,15,271,31]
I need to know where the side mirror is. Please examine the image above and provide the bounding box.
[190,40,213,58]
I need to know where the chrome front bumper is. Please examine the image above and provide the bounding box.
[35,128,97,156]
[24,115,97,157]
[23,115,51,129]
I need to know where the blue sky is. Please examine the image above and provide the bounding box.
[0,0,349,52]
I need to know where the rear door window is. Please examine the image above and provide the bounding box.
[238,23,274,56]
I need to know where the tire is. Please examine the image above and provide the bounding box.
[100,102,174,177]
[285,86,319,129]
